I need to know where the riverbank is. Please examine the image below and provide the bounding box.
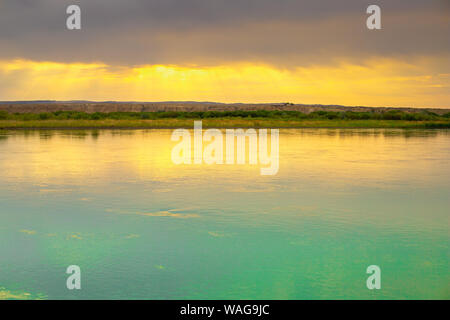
[1,118,449,129]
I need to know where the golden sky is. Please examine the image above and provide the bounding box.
[1,57,449,107]
[0,1,449,107]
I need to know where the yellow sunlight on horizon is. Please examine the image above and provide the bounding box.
[0,58,449,108]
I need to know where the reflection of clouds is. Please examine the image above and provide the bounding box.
[0,287,46,300]
[19,230,87,240]
[19,229,36,235]
[225,185,279,193]
[137,211,199,219]
[107,207,200,219]
[39,188,74,194]
[124,234,140,239]
[208,231,231,238]
[151,188,173,193]
[68,234,83,240]
[295,206,318,212]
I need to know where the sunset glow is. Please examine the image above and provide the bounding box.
[1,57,449,107]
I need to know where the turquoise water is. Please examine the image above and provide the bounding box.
[0,129,448,300]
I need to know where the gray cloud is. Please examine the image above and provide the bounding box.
[0,0,448,66]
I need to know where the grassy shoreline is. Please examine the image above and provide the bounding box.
[1,118,449,129]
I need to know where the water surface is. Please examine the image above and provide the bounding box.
[0,129,448,299]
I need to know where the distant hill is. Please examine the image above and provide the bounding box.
[0,101,448,115]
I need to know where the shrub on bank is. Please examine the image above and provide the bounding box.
[0,110,9,120]
[0,109,448,122]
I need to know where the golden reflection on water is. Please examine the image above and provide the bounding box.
[0,129,449,188]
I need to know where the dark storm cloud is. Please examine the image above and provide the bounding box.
[0,0,448,66]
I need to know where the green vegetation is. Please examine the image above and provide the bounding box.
[0,110,449,128]
[0,109,449,121]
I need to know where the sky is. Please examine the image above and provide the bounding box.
[0,0,449,107]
